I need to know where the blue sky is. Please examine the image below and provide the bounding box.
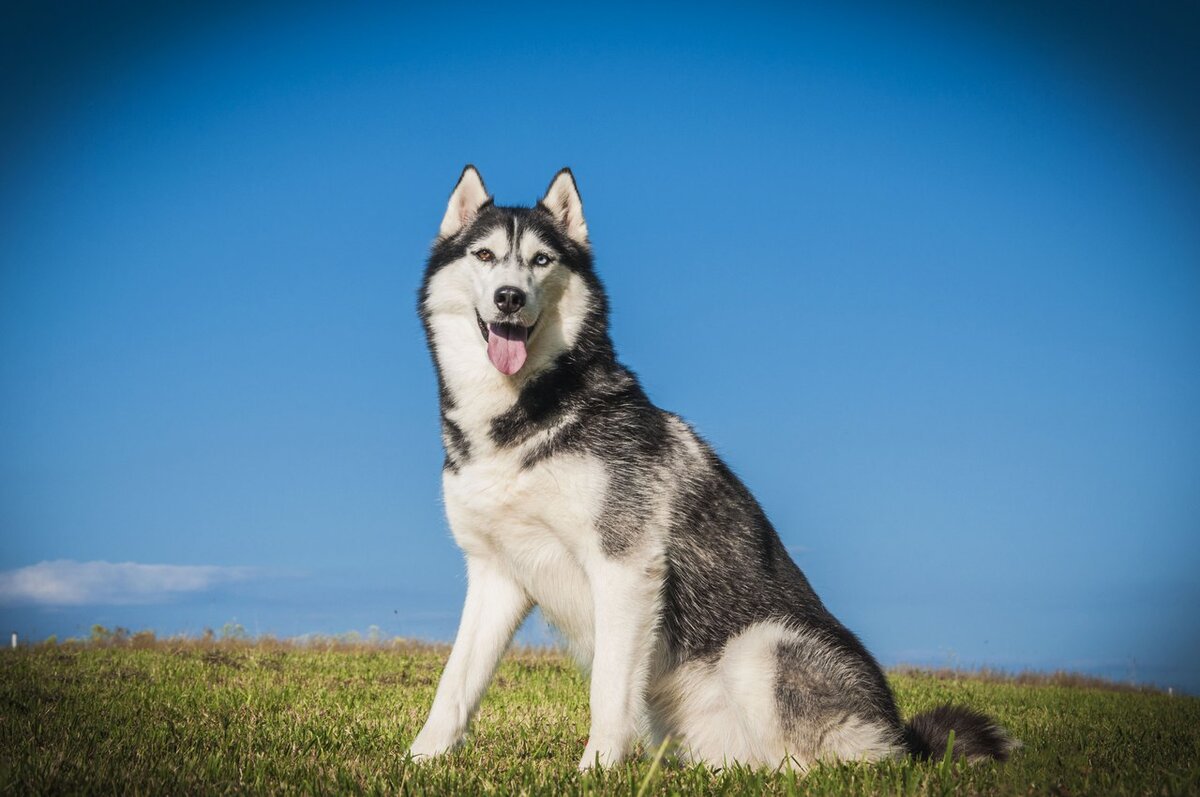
[2,1,1198,692]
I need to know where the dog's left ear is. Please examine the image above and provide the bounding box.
[540,168,588,245]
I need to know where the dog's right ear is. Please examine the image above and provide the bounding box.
[439,165,490,238]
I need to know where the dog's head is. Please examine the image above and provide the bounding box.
[421,166,602,379]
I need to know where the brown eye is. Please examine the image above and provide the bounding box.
[532,252,552,266]
[474,248,494,262]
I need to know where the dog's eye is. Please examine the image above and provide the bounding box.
[532,252,552,266]
[474,248,495,262]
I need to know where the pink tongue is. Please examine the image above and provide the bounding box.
[487,324,528,375]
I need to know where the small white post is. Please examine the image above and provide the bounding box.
[10,632,16,650]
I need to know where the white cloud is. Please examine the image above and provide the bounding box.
[0,560,256,606]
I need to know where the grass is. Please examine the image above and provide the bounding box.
[1,639,1197,795]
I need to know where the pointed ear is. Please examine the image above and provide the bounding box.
[540,168,588,245]
[439,165,490,238]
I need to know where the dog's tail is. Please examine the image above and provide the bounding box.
[903,705,1017,763]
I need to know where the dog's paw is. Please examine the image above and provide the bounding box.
[578,741,623,771]
[408,729,457,761]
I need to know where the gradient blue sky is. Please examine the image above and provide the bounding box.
[2,1,1198,692]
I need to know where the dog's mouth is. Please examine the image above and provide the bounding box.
[476,310,537,376]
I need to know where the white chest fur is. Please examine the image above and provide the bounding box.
[442,450,608,664]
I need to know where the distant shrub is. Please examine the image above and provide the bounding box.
[88,625,134,646]
[219,622,249,641]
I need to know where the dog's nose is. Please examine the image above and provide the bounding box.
[494,286,526,315]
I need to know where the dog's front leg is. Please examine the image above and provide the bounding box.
[409,556,531,759]
[579,553,663,770]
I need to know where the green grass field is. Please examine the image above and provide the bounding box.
[2,640,1197,795]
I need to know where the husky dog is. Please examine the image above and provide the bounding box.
[410,166,1014,770]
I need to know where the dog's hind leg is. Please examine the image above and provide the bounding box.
[771,626,905,768]
[648,623,789,766]
[653,621,904,769]
[409,556,531,759]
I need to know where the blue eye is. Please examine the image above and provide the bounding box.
[532,252,552,266]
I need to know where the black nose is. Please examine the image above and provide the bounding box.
[494,286,526,314]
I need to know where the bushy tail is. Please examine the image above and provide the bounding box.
[904,705,1017,763]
